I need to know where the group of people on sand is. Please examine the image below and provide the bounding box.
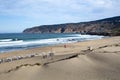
[0,46,93,64]
[42,52,54,59]
[0,52,54,64]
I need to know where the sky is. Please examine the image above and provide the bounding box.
[0,0,120,33]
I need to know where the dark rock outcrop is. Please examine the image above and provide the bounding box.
[23,16,120,36]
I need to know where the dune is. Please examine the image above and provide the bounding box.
[0,36,120,80]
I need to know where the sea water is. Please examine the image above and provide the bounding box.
[0,33,104,53]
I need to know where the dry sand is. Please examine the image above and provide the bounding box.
[0,36,120,80]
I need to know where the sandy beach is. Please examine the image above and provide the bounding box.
[0,36,120,80]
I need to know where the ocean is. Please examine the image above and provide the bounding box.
[0,33,104,53]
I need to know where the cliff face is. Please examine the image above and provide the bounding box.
[23,16,120,36]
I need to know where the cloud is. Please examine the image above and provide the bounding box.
[86,0,113,8]
[0,0,120,22]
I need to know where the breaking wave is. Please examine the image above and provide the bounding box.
[0,34,104,53]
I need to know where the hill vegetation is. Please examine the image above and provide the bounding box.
[23,16,120,36]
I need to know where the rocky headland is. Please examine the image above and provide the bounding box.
[23,16,120,36]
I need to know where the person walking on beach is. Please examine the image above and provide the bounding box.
[64,44,67,48]
[87,46,93,51]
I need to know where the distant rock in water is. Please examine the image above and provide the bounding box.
[23,16,120,36]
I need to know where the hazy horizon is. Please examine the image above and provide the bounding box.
[0,0,120,33]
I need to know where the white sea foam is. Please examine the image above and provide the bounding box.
[0,37,75,47]
[0,39,12,42]
[0,35,103,48]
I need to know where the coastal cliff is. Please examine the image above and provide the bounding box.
[23,16,120,36]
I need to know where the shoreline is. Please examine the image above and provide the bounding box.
[0,36,117,59]
[0,33,104,53]
[0,37,102,55]
[0,36,115,56]
[0,35,105,54]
